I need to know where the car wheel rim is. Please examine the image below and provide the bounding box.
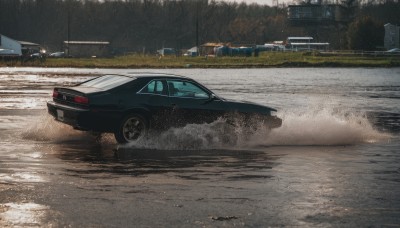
[122,117,145,142]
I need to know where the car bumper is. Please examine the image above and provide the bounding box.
[47,101,92,130]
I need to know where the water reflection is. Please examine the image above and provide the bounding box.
[0,172,46,184]
[48,138,281,181]
[0,203,49,227]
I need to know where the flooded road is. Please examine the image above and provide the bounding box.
[1,68,399,227]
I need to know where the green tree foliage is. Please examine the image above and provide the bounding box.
[0,0,398,53]
[360,1,400,26]
[347,16,384,50]
[0,0,286,53]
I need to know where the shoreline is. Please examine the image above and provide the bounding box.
[1,52,399,69]
[1,63,398,69]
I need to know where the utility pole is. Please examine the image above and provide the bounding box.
[196,14,199,56]
[67,1,70,57]
[196,0,200,56]
[273,0,279,15]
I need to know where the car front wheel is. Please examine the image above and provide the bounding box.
[114,114,148,144]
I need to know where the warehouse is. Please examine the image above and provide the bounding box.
[0,34,42,60]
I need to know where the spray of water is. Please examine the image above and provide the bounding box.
[124,107,391,150]
[250,108,390,147]
[21,111,90,142]
[23,107,391,150]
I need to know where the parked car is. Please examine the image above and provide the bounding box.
[386,48,400,53]
[47,73,282,143]
[27,52,46,61]
[49,52,65,58]
[30,52,42,58]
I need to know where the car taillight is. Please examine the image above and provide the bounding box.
[53,89,59,98]
[74,96,89,104]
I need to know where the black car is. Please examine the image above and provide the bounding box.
[47,73,281,143]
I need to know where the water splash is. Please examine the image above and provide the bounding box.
[21,111,90,142]
[251,108,390,147]
[24,108,391,150]
[125,107,391,150]
[125,119,240,150]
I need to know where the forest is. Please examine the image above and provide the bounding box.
[0,0,399,54]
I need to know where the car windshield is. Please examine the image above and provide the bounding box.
[79,75,133,90]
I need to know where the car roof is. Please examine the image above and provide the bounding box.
[109,72,192,80]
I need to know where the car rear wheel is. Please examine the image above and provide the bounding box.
[114,114,148,144]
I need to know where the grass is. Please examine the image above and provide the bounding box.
[1,52,400,68]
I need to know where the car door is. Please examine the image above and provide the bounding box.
[136,79,172,129]
[166,79,225,126]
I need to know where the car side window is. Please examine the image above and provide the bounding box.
[139,80,167,95]
[167,80,209,99]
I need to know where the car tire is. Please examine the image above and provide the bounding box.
[114,114,148,144]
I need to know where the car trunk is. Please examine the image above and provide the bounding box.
[53,86,102,107]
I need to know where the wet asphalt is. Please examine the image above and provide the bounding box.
[1,111,399,227]
[1,68,400,227]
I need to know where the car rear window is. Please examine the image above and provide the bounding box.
[79,75,134,90]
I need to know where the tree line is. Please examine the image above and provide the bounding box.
[0,0,399,54]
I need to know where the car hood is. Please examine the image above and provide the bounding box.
[223,98,277,115]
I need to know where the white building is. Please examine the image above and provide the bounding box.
[0,34,41,57]
[384,23,400,50]
[286,37,329,51]
[0,34,22,56]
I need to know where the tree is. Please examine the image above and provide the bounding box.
[347,16,384,50]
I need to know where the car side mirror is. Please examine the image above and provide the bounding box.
[209,94,218,101]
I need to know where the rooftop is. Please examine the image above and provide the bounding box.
[287,37,313,40]
[18,41,40,46]
[64,41,110,45]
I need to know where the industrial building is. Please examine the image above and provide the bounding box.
[64,41,110,58]
[288,4,350,25]
[0,34,41,57]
